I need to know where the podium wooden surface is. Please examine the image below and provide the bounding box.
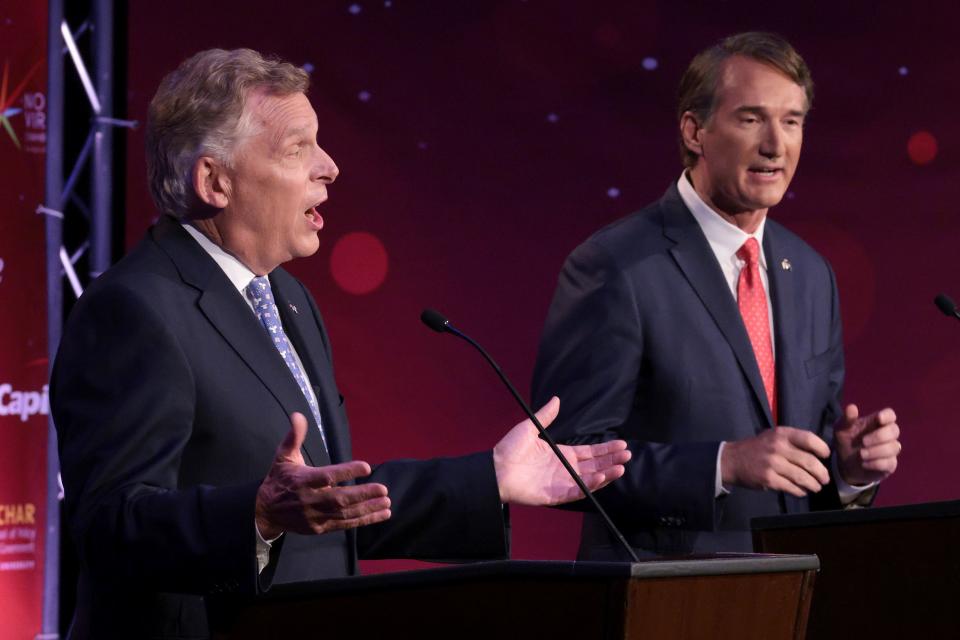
[753,500,960,638]
[211,555,818,639]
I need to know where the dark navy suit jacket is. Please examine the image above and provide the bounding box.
[532,184,844,558]
[52,217,507,639]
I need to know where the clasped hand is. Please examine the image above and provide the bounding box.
[721,404,901,497]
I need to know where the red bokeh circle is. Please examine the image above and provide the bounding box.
[330,231,389,295]
[907,131,938,165]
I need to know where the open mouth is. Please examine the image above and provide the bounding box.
[304,206,324,230]
[749,167,782,177]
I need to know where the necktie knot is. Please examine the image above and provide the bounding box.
[245,276,273,306]
[737,237,761,265]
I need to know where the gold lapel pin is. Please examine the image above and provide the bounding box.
[781,259,792,271]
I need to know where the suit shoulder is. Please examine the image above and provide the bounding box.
[66,235,190,325]
[568,198,670,271]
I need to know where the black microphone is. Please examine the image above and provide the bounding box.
[935,294,960,321]
[420,308,640,563]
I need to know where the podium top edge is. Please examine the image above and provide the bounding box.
[264,555,818,600]
[751,498,960,531]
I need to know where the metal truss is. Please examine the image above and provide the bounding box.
[41,1,132,637]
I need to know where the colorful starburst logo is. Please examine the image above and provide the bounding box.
[0,58,43,150]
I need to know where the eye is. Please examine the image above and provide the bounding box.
[286,144,303,157]
[741,115,760,124]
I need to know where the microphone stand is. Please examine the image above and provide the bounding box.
[422,309,640,563]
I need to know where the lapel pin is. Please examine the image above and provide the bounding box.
[289,303,299,314]
[781,258,792,271]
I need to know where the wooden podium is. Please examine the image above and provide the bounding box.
[753,500,960,638]
[211,555,817,639]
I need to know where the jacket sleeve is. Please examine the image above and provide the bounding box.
[531,240,722,531]
[357,452,509,561]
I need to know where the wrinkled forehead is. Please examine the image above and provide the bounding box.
[714,55,808,113]
[237,88,318,149]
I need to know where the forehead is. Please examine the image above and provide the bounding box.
[244,90,318,144]
[714,55,807,112]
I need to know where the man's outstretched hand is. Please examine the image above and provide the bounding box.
[255,412,392,540]
[493,397,631,506]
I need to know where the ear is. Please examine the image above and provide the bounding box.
[680,110,706,159]
[192,156,231,210]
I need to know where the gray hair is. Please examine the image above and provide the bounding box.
[145,48,310,219]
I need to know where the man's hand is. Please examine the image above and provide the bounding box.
[492,397,631,506]
[721,427,831,497]
[255,412,392,540]
[835,404,901,486]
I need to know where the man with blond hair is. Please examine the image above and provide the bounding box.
[52,48,630,639]
[532,32,902,559]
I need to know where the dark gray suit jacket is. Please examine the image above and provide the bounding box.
[532,184,844,558]
[52,216,507,639]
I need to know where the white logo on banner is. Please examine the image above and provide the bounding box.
[0,384,49,422]
[23,91,46,154]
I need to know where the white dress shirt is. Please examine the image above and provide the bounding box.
[675,175,870,503]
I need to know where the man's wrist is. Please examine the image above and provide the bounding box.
[832,451,877,505]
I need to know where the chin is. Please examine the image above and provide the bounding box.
[293,236,321,259]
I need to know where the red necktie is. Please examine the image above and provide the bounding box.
[736,238,777,422]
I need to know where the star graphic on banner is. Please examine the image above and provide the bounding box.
[0,58,42,149]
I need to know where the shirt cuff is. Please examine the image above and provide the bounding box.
[255,520,283,574]
[715,442,730,498]
[831,451,877,505]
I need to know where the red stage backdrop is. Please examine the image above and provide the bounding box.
[124,2,960,574]
[0,2,49,637]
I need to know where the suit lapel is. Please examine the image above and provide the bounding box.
[661,187,774,427]
[764,226,799,428]
[151,217,327,464]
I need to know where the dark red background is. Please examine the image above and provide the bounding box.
[0,2,49,636]
[124,1,960,573]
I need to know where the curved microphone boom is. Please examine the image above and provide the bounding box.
[420,308,640,563]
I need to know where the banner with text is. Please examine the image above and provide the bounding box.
[0,3,49,637]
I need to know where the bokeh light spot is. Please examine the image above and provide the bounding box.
[607,187,621,199]
[907,131,937,165]
[898,66,909,76]
[642,57,658,71]
[546,112,559,124]
[330,232,389,295]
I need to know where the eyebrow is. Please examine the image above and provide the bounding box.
[273,124,315,149]
[735,105,807,118]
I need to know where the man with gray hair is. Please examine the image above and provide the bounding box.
[51,48,630,639]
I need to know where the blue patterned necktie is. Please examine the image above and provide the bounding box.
[245,276,327,450]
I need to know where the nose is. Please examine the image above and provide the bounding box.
[759,122,786,159]
[312,145,339,184]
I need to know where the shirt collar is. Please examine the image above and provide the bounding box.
[676,172,767,269]
[181,222,258,294]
